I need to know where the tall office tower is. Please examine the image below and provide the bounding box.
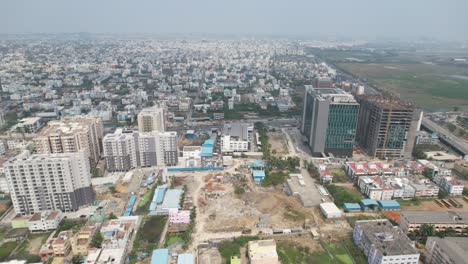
[137,105,166,133]
[34,116,104,168]
[102,129,139,172]
[4,151,94,215]
[155,132,178,166]
[301,86,359,157]
[356,96,419,159]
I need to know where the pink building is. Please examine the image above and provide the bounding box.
[168,209,190,224]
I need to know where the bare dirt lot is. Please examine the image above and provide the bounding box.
[401,198,468,212]
[268,131,288,155]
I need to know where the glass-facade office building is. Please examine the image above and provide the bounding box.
[301,86,359,157]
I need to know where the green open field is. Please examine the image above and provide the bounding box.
[337,62,468,110]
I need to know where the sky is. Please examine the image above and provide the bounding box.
[1,0,468,41]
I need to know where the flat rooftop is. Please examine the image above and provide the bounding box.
[356,219,418,256]
[401,211,468,224]
[222,123,252,141]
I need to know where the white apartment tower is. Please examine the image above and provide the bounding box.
[4,151,95,215]
[34,116,104,168]
[155,132,178,166]
[103,129,139,172]
[103,130,178,171]
[137,105,166,133]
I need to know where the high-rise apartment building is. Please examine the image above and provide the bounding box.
[137,105,166,133]
[4,151,94,215]
[155,131,178,166]
[356,96,420,159]
[301,86,359,157]
[103,129,139,172]
[103,130,178,171]
[34,116,104,167]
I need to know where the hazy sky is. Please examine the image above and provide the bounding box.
[2,0,468,40]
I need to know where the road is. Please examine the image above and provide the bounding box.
[421,118,468,157]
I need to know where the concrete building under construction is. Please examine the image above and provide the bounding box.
[356,96,421,159]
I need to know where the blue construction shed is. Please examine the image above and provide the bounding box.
[360,199,379,211]
[124,194,137,216]
[377,200,401,211]
[249,160,266,170]
[343,203,362,212]
[185,130,196,139]
[151,249,168,264]
[252,170,266,182]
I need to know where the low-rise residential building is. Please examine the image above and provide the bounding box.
[100,216,138,249]
[400,211,468,234]
[432,174,464,196]
[168,208,190,224]
[27,211,62,232]
[71,223,100,256]
[247,239,279,264]
[221,123,253,153]
[353,219,420,264]
[53,231,73,257]
[15,117,43,133]
[424,236,468,264]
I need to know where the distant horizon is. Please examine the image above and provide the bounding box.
[0,32,465,44]
[2,0,468,42]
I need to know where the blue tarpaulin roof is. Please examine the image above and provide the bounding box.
[377,200,401,209]
[250,160,266,168]
[200,146,213,157]
[252,170,266,178]
[343,203,361,211]
[151,249,168,264]
[161,189,184,209]
[360,199,379,206]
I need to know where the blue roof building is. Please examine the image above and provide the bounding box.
[249,160,266,169]
[252,170,266,182]
[151,249,168,264]
[377,200,401,211]
[343,203,362,212]
[360,199,379,211]
[161,189,184,210]
[177,253,194,264]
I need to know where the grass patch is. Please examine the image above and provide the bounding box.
[329,168,349,183]
[131,216,167,255]
[326,185,363,208]
[54,219,86,237]
[135,185,157,215]
[277,241,315,264]
[0,241,18,261]
[165,235,182,247]
[337,62,468,110]
[218,236,258,261]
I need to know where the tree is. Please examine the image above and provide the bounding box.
[447,123,456,132]
[108,213,118,220]
[438,190,449,199]
[90,232,104,248]
[71,256,82,264]
[419,224,435,237]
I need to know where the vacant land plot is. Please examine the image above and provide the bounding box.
[268,131,288,155]
[337,63,468,110]
[0,241,18,261]
[132,216,167,254]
